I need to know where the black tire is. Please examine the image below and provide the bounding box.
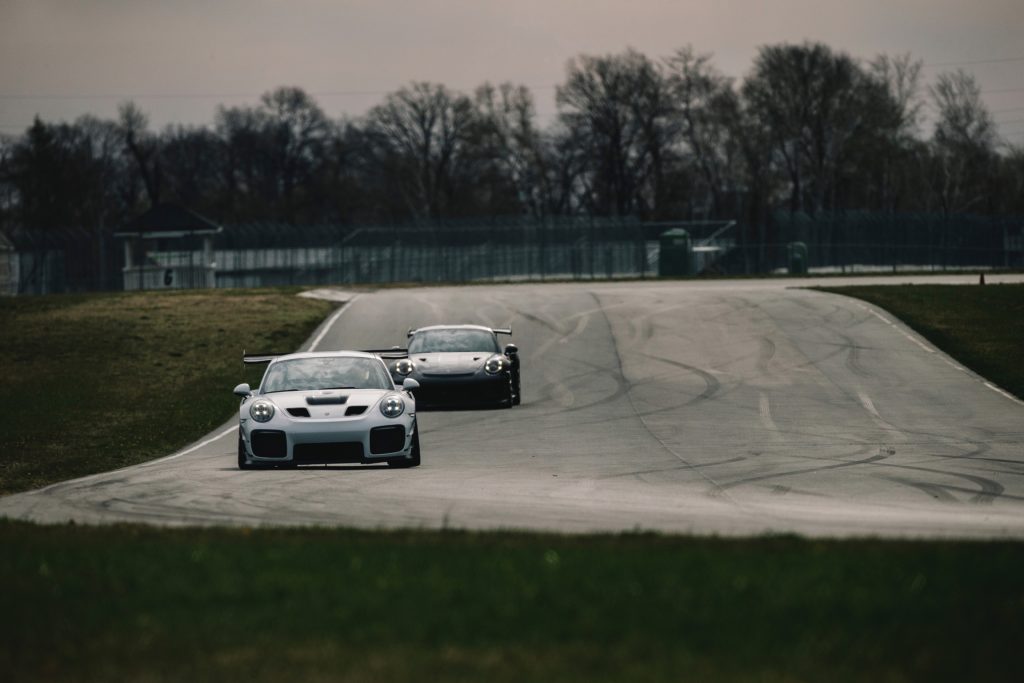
[237,434,254,470]
[388,426,421,468]
[511,369,522,406]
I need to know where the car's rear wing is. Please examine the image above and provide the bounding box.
[407,326,513,337]
[243,351,290,364]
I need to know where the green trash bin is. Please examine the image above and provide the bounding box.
[787,241,808,275]
[659,228,693,277]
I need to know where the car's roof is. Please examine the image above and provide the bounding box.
[411,324,496,334]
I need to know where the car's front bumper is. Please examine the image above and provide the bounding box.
[240,414,416,465]
[407,372,511,408]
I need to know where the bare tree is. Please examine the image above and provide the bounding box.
[665,46,741,218]
[258,86,330,219]
[927,70,996,214]
[472,82,558,217]
[364,82,475,221]
[742,43,870,214]
[556,49,672,218]
[865,53,924,210]
[118,101,162,206]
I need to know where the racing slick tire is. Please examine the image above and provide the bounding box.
[388,427,421,468]
[237,434,255,470]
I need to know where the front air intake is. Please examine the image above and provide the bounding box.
[250,430,287,458]
[370,426,407,454]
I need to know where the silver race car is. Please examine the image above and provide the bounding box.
[234,351,421,469]
[385,325,520,409]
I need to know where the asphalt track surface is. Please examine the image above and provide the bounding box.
[3,275,1024,538]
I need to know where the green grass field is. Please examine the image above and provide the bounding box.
[3,521,1022,682]
[0,289,332,494]
[1,282,1023,681]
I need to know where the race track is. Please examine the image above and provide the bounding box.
[4,275,1024,538]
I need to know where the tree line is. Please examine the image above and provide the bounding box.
[2,41,1022,238]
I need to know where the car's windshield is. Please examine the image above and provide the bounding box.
[408,329,499,353]
[261,357,393,393]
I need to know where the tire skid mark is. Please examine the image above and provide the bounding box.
[877,462,1006,505]
[635,352,722,402]
[840,333,872,378]
[718,449,889,491]
[877,476,960,503]
[599,455,752,481]
[508,306,569,337]
[757,336,776,374]
[586,292,744,505]
[821,302,854,325]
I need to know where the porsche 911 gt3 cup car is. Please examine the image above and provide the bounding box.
[384,325,520,409]
[233,351,421,469]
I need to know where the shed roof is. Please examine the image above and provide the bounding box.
[116,203,222,238]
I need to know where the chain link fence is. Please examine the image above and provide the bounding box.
[3,213,1021,295]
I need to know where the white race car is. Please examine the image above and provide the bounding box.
[233,351,420,469]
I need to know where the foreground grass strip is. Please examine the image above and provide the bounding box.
[819,283,1024,400]
[1,521,1022,682]
[0,289,334,494]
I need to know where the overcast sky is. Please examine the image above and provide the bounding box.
[1,0,1022,142]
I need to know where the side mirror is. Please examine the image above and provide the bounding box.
[402,378,420,392]
[504,343,518,357]
[233,383,252,398]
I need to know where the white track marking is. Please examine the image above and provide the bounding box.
[146,425,237,464]
[850,298,1024,402]
[984,382,1024,405]
[855,301,934,353]
[858,391,882,420]
[867,309,891,325]
[308,295,361,351]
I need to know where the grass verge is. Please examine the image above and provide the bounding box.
[2,520,1022,683]
[0,289,333,494]
[818,283,1024,399]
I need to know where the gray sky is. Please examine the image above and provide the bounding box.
[2,0,1023,142]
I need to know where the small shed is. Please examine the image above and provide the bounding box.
[115,204,222,290]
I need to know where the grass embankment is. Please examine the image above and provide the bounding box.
[0,289,333,494]
[2,521,1022,683]
[819,283,1024,400]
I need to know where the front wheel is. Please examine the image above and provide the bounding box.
[388,426,421,468]
[511,369,521,406]
[237,434,254,470]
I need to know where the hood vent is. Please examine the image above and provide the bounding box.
[307,395,348,405]
[287,407,310,418]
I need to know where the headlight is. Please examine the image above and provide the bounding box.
[379,394,405,418]
[249,400,275,422]
[394,359,415,376]
[484,356,507,374]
